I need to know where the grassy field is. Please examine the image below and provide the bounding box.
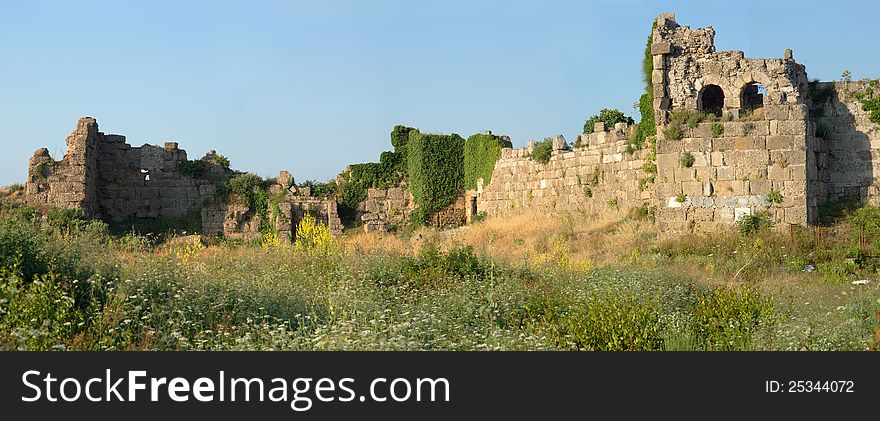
[1,197,879,351]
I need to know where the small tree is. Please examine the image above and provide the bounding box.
[583,109,635,134]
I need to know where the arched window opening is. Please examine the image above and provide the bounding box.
[741,82,766,114]
[699,85,725,117]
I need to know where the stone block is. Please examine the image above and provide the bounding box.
[682,181,703,197]
[734,136,765,150]
[749,179,771,195]
[768,165,790,181]
[674,168,695,182]
[766,135,794,150]
[651,42,672,55]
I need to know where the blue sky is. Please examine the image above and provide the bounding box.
[1,0,876,185]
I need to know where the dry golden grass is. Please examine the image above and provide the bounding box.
[441,209,656,266]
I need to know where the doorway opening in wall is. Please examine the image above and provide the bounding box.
[699,84,725,117]
[741,82,767,117]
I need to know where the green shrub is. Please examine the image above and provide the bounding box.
[0,218,47,282]
[632,204,656,221]
[529,139,553,165]
[680,152,695,168]
[178,160,207,178]
[7,184,24,193]
[663,123,683,140]
[849,206,880,249]
[212,154,231,170]
[583,108,634,134]
[767,190,783,204]
[737,212,771,235]
[34,162,51,179]
[709,122,724,137]
[687,112,704,128]
[464,133,511,190]
[46,208,91,233]
[675,193,687,203]
[816,261,857,284]
[554,293,664,351]
[690,287,775,351]
[299,180,336,198]
[407,131,465,226]
[642,161,657,175]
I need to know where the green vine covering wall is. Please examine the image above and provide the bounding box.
[634,20,657,145]
[336,125,415,226]
[463,133,512,190]
[407,131,465,225]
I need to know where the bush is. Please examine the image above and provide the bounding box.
[663,123,683,141]
[464,133,511,190]
[631,204,656,221]
[690,287,775,350]
[540,292,664,351]
[709,122,724,137]
[529,139,553,164]
[178,160,207,178]
[212,154,231,170]
[675,193,687,203]
[407,131,465,225]
[737,212,771,235]
[767,190,783,204]
[583,109,634,134]
[299,180,336,198]
[293,214,334,256]
[0,218,47,282]
[680,152,695,168]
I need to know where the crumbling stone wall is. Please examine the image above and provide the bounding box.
[360,186,413,233]
[651,13,814,232]
[476,127,652,217]
[201,171,343,241]
[27,117,222,220]
[810,81,880,206]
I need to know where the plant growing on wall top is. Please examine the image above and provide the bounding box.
[583,109,634,134]
[529,139,553,165]
[464,133,512,190]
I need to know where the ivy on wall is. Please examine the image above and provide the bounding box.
[407,131,465,225]
[463,133,512,190]
[336,125,415,226]
[634,19,658,146]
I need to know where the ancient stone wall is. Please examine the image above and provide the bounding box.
[359,186,413,233]
[201,171,343,241]
[650,13,814,233]
[27,117,222,221]
[476,127,652,217]
[810,81,880,206]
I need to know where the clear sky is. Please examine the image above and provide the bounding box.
[1,0,876,186]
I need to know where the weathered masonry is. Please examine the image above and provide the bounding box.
[21,13,880,236]
[476,13,880,233]
[26,117,222,220]
[26,117,342,240]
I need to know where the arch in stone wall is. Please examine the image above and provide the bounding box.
[740,82,767,114]
[698,84,725,117]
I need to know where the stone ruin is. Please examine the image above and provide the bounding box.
[20,13,880,236]
[26,117,342,241]
[473,12,880,233]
